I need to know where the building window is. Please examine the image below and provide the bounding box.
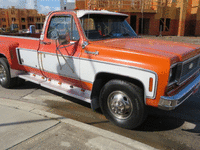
[42,17,45,21]
[28,17,34,22]
[12,18,16,22]
[139,18,150,34]
[3,25,6,28]
[22,25,26,29]
[64,7,66,10]
[159,18,164,32]
[21,18,25,22]
[2,18,6,22]
[37,17,40,22]
[159,18,171,32]
[165,18,171,31]
[36,23,43,30]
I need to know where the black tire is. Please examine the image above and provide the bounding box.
[0,58,17,88]
[100,79,147,129]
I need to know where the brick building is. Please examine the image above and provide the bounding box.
[0,6,45,31]
[75,0,200,36]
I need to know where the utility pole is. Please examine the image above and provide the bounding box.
[34,0,38,10]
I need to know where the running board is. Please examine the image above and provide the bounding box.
[18,73,91,103]
[18,74,46,84]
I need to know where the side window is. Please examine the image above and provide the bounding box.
[82,18,95,31]
[47,15,80,41]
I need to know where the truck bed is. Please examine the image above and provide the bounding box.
[0,33,40,51]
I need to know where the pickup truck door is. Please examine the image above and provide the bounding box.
[39,14,82,87]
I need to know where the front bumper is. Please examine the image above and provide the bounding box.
[158,74,200,111]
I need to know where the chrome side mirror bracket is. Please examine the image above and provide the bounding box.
[82,41,89,49]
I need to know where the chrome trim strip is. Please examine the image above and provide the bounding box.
[38,51,79,59]
[18,48,38,52]
[40,12,52,40]
[158,73,200,110]
[0,35,39,40]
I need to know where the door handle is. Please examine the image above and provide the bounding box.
[40,41,51,45]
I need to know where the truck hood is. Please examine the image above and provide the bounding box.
[91,38,200,62]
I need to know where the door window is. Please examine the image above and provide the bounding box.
[47,15,80,41]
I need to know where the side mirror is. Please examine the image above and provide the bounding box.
[58,30,70,45]
[50,29,59,40]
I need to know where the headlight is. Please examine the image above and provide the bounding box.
[168,65,178,84]
[169,69,173,79]
[168,63,182,85]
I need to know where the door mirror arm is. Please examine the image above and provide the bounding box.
[82,41,89,49]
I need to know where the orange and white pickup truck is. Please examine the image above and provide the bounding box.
[0,10,199,129]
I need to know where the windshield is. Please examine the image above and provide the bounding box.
[80,14,137,41]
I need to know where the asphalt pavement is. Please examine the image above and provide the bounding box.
[0,98,157,150]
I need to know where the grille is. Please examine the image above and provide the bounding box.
[179,56,200,83]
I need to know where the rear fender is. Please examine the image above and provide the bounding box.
[0,40,19,72]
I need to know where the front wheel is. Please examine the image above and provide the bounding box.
[100,79,147,129]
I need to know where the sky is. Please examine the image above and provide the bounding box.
[0,0,75,14]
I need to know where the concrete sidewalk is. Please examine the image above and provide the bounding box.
[0,98,157,150]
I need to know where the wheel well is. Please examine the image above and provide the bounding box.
[0,54,9,68]
[91,73,144,110]
[0,54,6,59]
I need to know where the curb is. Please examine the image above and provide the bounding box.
[0,98,157,150]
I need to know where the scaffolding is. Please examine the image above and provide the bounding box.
[87,0,173,13]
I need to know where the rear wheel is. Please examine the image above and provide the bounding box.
[0,58,17,88]
[100,79,147,129]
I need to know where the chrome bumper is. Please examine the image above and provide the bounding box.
[158,74,200,111]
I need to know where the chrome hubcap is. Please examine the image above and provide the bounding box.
[0,64,6,82]
[107,91,133,119]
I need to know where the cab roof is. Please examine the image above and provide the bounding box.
[76,10,128,18]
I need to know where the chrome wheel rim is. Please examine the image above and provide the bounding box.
[0,64,7,82]
[107,91,133,119]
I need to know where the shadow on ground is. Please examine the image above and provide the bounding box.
[12,81,200,134]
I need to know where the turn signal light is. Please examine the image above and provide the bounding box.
[149,77,153,92]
